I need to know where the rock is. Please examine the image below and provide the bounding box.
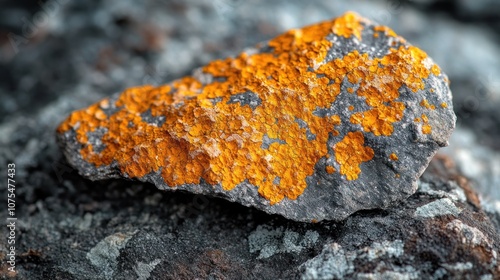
[57,12,456,222]
[0,2,498,278]
[298,157,500,280]
[86,231,137,279]
[248,225,320,259]
[9,153,500,279]
[442,127,500,200]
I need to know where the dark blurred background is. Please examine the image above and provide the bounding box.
[2,0,498,199]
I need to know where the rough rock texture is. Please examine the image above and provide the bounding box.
[0,1,499,279]
[57,12,456,222]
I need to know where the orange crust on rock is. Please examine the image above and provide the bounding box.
[58,12,440,204]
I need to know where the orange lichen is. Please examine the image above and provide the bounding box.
[348,105,354,111]
[420,99,435,110]
[341,44,435,136]
[326,166,336,174]
[334,132,374,180]
[389,153,398,161]
[414,118,421,122]
[441,102,448,108]
[58,12,441,204]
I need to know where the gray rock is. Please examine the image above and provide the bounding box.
[57,12,456,222]
[1,1,498,279]
[442,127,500,200]
[248,225,319,259]
[86,231,137,279]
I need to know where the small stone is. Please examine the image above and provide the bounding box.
[87,231,137,279]
[300,243,352,280]
[57,12,455,222]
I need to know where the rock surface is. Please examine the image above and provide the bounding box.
[57,12,456,222]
